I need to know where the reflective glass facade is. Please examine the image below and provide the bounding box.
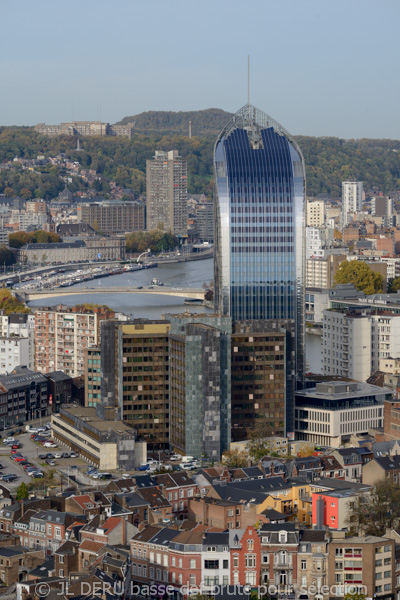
[214,104,305,387]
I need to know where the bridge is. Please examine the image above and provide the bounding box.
[16,286,206,302]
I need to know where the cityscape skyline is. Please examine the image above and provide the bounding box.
[1,0,400,139]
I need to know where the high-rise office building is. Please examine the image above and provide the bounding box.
[342,181,363,226]
[213,104,305,434]
[146,150,188,237]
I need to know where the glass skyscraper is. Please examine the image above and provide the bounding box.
[214,104,305,392]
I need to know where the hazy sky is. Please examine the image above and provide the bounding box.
[2,0,399,138]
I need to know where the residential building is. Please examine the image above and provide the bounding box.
[0,334,33,375]
[259,523,299,590]
[146,150,188,237]
[0,366,49,425]
[306,253,347,289]
[295,381,388,447]
[78,202,145,234]
[44,371,72,413]
[342,181,363,226]
[195,199,214,242]
[297,530,329,600]
[154,472,197,520]
[306,199,325,227]
[328,533,394,600]
[363,455,400,485]
[35,305,116,377]
[100,320,170,448]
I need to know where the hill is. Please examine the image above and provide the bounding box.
[117,108,233,137]
[0,113,400,198]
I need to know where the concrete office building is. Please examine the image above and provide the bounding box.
[295,381,389,447]
[342,181,363,226]
[100,320,170,449]
[35,121,134,138]
[167,313,232,459]
[146,150,188,237]
[78,202,145,234]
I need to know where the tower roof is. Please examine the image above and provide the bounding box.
[216,103,303,162]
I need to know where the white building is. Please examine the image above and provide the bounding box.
[8,210,47,231]
[305,289,329,325]
[323,308,400,381]
[0,314,35,374]
[322,310,372,381]
[295,381,389,447]
[306,199,325,227]
[342,181,363,226]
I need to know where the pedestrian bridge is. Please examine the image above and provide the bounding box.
[16,286,206,302]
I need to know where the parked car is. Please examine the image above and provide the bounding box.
[11,444,20,450]
[61,452,70,459]
[170,454,182,461]
[38,454,46,460]
[69,452,77,458]
[121,473,131,479]
[32,472,44,478]
[45,453,55,459]
[16,422,24,427]
[43,442,57,448]
[3,438,15,444]
[46,460,56,466]
[137,464,150,471]
[0,464,3,470]
[3,474,17,482]
[54,453,62,459]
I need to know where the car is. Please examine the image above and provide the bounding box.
[11,444,20,450]
[38,454,46,460]
[3,438,14,444]
[3,474,17,482]
[70,465,78,470]
[45,453,55,459]
[137,464,150,471]
[25,467,37,474]
[16,422,24,427]
[46,460,56,466]
[32,472,44,478]
[15,429,22,435]
[183,463,197,470]
[121,473,131,479]
[61,452,70,459]
[7,431,15,436]
[91,472,99,479]
[10,453,22,460]
[43,442,57,448]
[0,427,4,432]
[54,453,62,459]
[69,452,77,458]
[170,454,182,461]
[21,462,32,468]
[0,464,3,470]
[14,457,26,463]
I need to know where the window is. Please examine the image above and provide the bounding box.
[233,555,239,568]
[245,572,256,586]
[190,575,196,585]
[336,548,343,556]
[384,571,391,579]
[59,569,64,577]
[190,559,196,569]
[59,556,64,564]
[245,555,256,568]
[171,557,175,567]
[384,584,392,592]
[223,560,228,569]
[301,576,307,587]
[178,558,182,569]
[301,560,307,570]
[178,574,182,585]
[205,560,219,569]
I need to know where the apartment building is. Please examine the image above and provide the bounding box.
[146,150,188,237]
[323,308,400,381]
[342,181,363,226]
[35,305,116,377]
[0,366,49,425]
[306,254,347,289]
[328,533,394,600]
[20,236,125,263]
[306,199,325,227]
[84,346,101,407]
[78,202,145,234]
[295,381,388,447]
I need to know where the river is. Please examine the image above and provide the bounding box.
[28,257,321,372]
[27,258,215,319]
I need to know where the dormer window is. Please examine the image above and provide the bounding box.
[279,531,287,543]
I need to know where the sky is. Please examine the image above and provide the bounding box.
[1,0,399,139]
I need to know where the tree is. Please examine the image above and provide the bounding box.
[389,277,400,293]
[0,247,15,267]
[221,449,247,468]
[344,592,366,600]
[334,260,383,295]
[347,479,400,536]
[3,187,15,198]
[246,420,278,462]
[16,481,29,501]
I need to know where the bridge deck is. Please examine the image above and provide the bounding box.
[17,286,205,301]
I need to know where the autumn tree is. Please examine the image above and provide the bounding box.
[246,420,279,462]
[222,449,247,468]
[389,277,400,293]
[334,260,383,295]
[347,479,400,536]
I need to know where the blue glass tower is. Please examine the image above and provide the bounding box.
[214,104,305,396]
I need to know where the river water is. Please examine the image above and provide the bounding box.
[28,257,321,371]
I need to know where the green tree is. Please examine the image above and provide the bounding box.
[334,260,383,295]
[347,479,400,536]
[16,481,29,501]
[389,277,400,293]
[0,247,15,267]
[344,592,367,600]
